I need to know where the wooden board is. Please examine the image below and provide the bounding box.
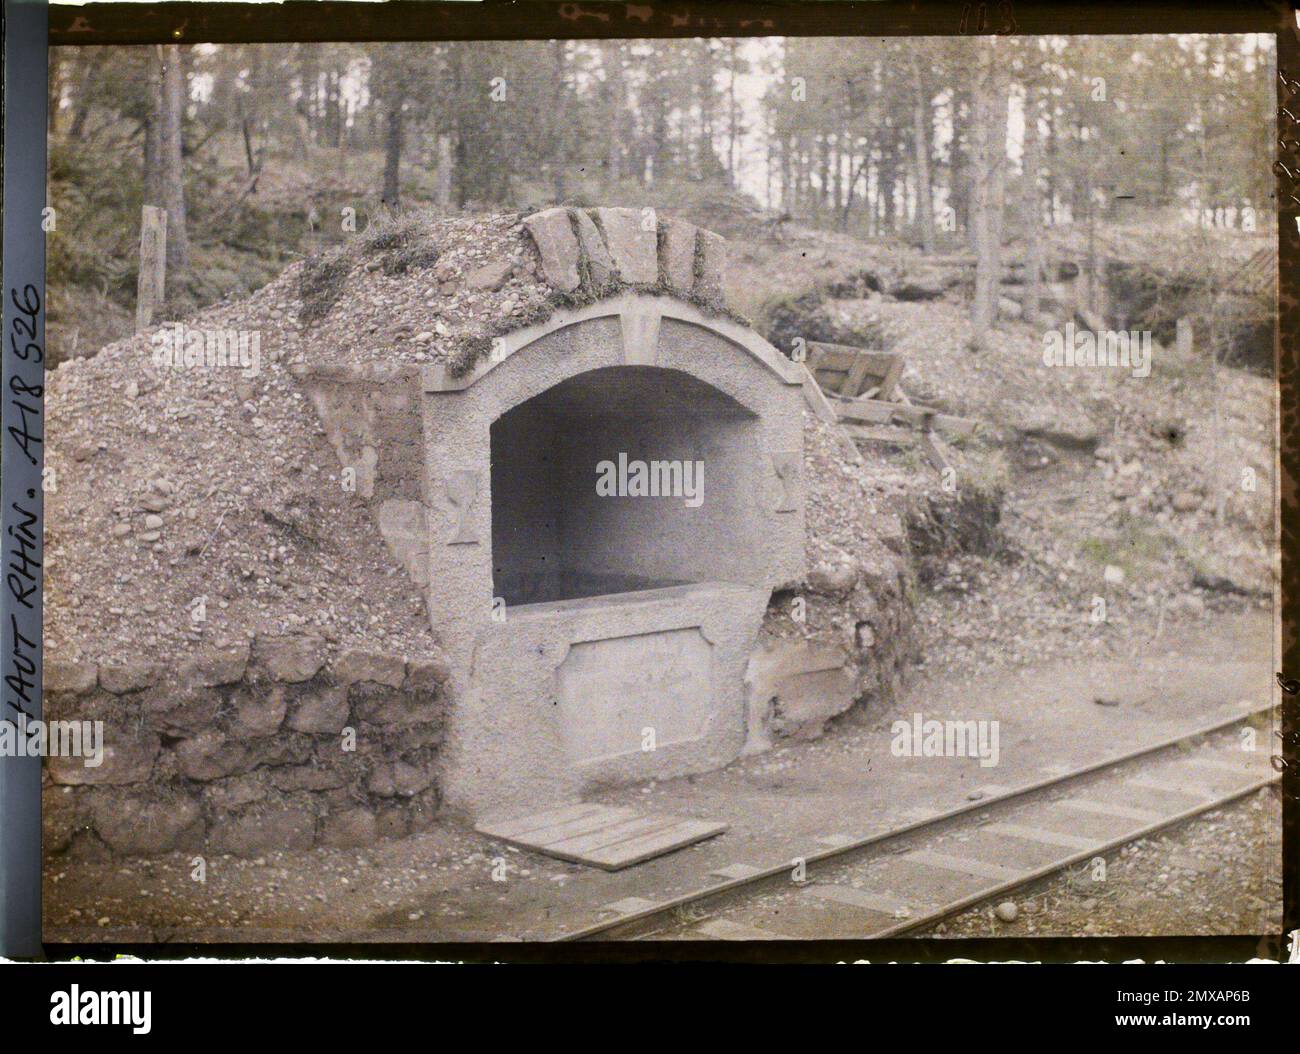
[477,803,728,871]
[797,363,865,465]
[808,342,904,399]
[136,205,168,332]
[836,397,977,437]
[840,423,917,448]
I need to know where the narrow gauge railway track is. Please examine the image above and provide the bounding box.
[550,706,1277,942]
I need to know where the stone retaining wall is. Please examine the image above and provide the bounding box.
[750,538,920,745]
[42,635,448,858]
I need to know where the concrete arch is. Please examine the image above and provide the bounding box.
[421,292,805,394]
[421,291,808,817]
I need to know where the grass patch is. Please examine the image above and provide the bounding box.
[1078,516,1180,578]
[358,211,441,276]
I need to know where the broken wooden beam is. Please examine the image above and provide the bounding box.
[918,429,953,474]
[798,362,864,465]
[807,342,905,400]
[834,397,977,438]
[840,423,917,448]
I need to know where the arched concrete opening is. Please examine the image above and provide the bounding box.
[489,365,762,607]
[422,294,808,817]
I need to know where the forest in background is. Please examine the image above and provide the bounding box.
[46,34,1274,363]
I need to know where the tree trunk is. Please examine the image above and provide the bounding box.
[550,40,568,204]
[650,65,670,184]
[1021,89,1046,325]
[69,51,106,140]
[325,70,342,148]
[143,48,164,207]
[381,98,404,208]
[950,92,970,236]
[911,56,936,253]
[969,38,1008,352]
[1158,135,1170,206]
[1044,101,1057,223]
[48,47,61,135]
[726,40,739,186]
[841,152,867,231]
[300,48,320,144]
[158,44,189,286]
[881,136,898,234]
[436,134,454,212]
[600,40,627,184]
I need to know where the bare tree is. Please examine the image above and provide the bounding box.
[143,48,163,208]
[1020,51,1048,326]
[910,52,936,253]
[599,40,628,184]
[381,98,404,208]
[158,44,190,286]
[969,37,1009,352]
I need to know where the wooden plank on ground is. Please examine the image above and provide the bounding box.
[488,805,640,847]
[919,430,953,474]
[478,803,727,870]
[842,351,875,397]
[582,819,728,871]
[477,802,609,841]
[809,343,904,399]
[836,397,977,437]
[799,361,842,425]
[840,423,917,448]
[808,344,860,371]
[836,399,896,425]
[544,815,684,858]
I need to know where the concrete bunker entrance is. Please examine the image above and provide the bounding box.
[489,364,761,606]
